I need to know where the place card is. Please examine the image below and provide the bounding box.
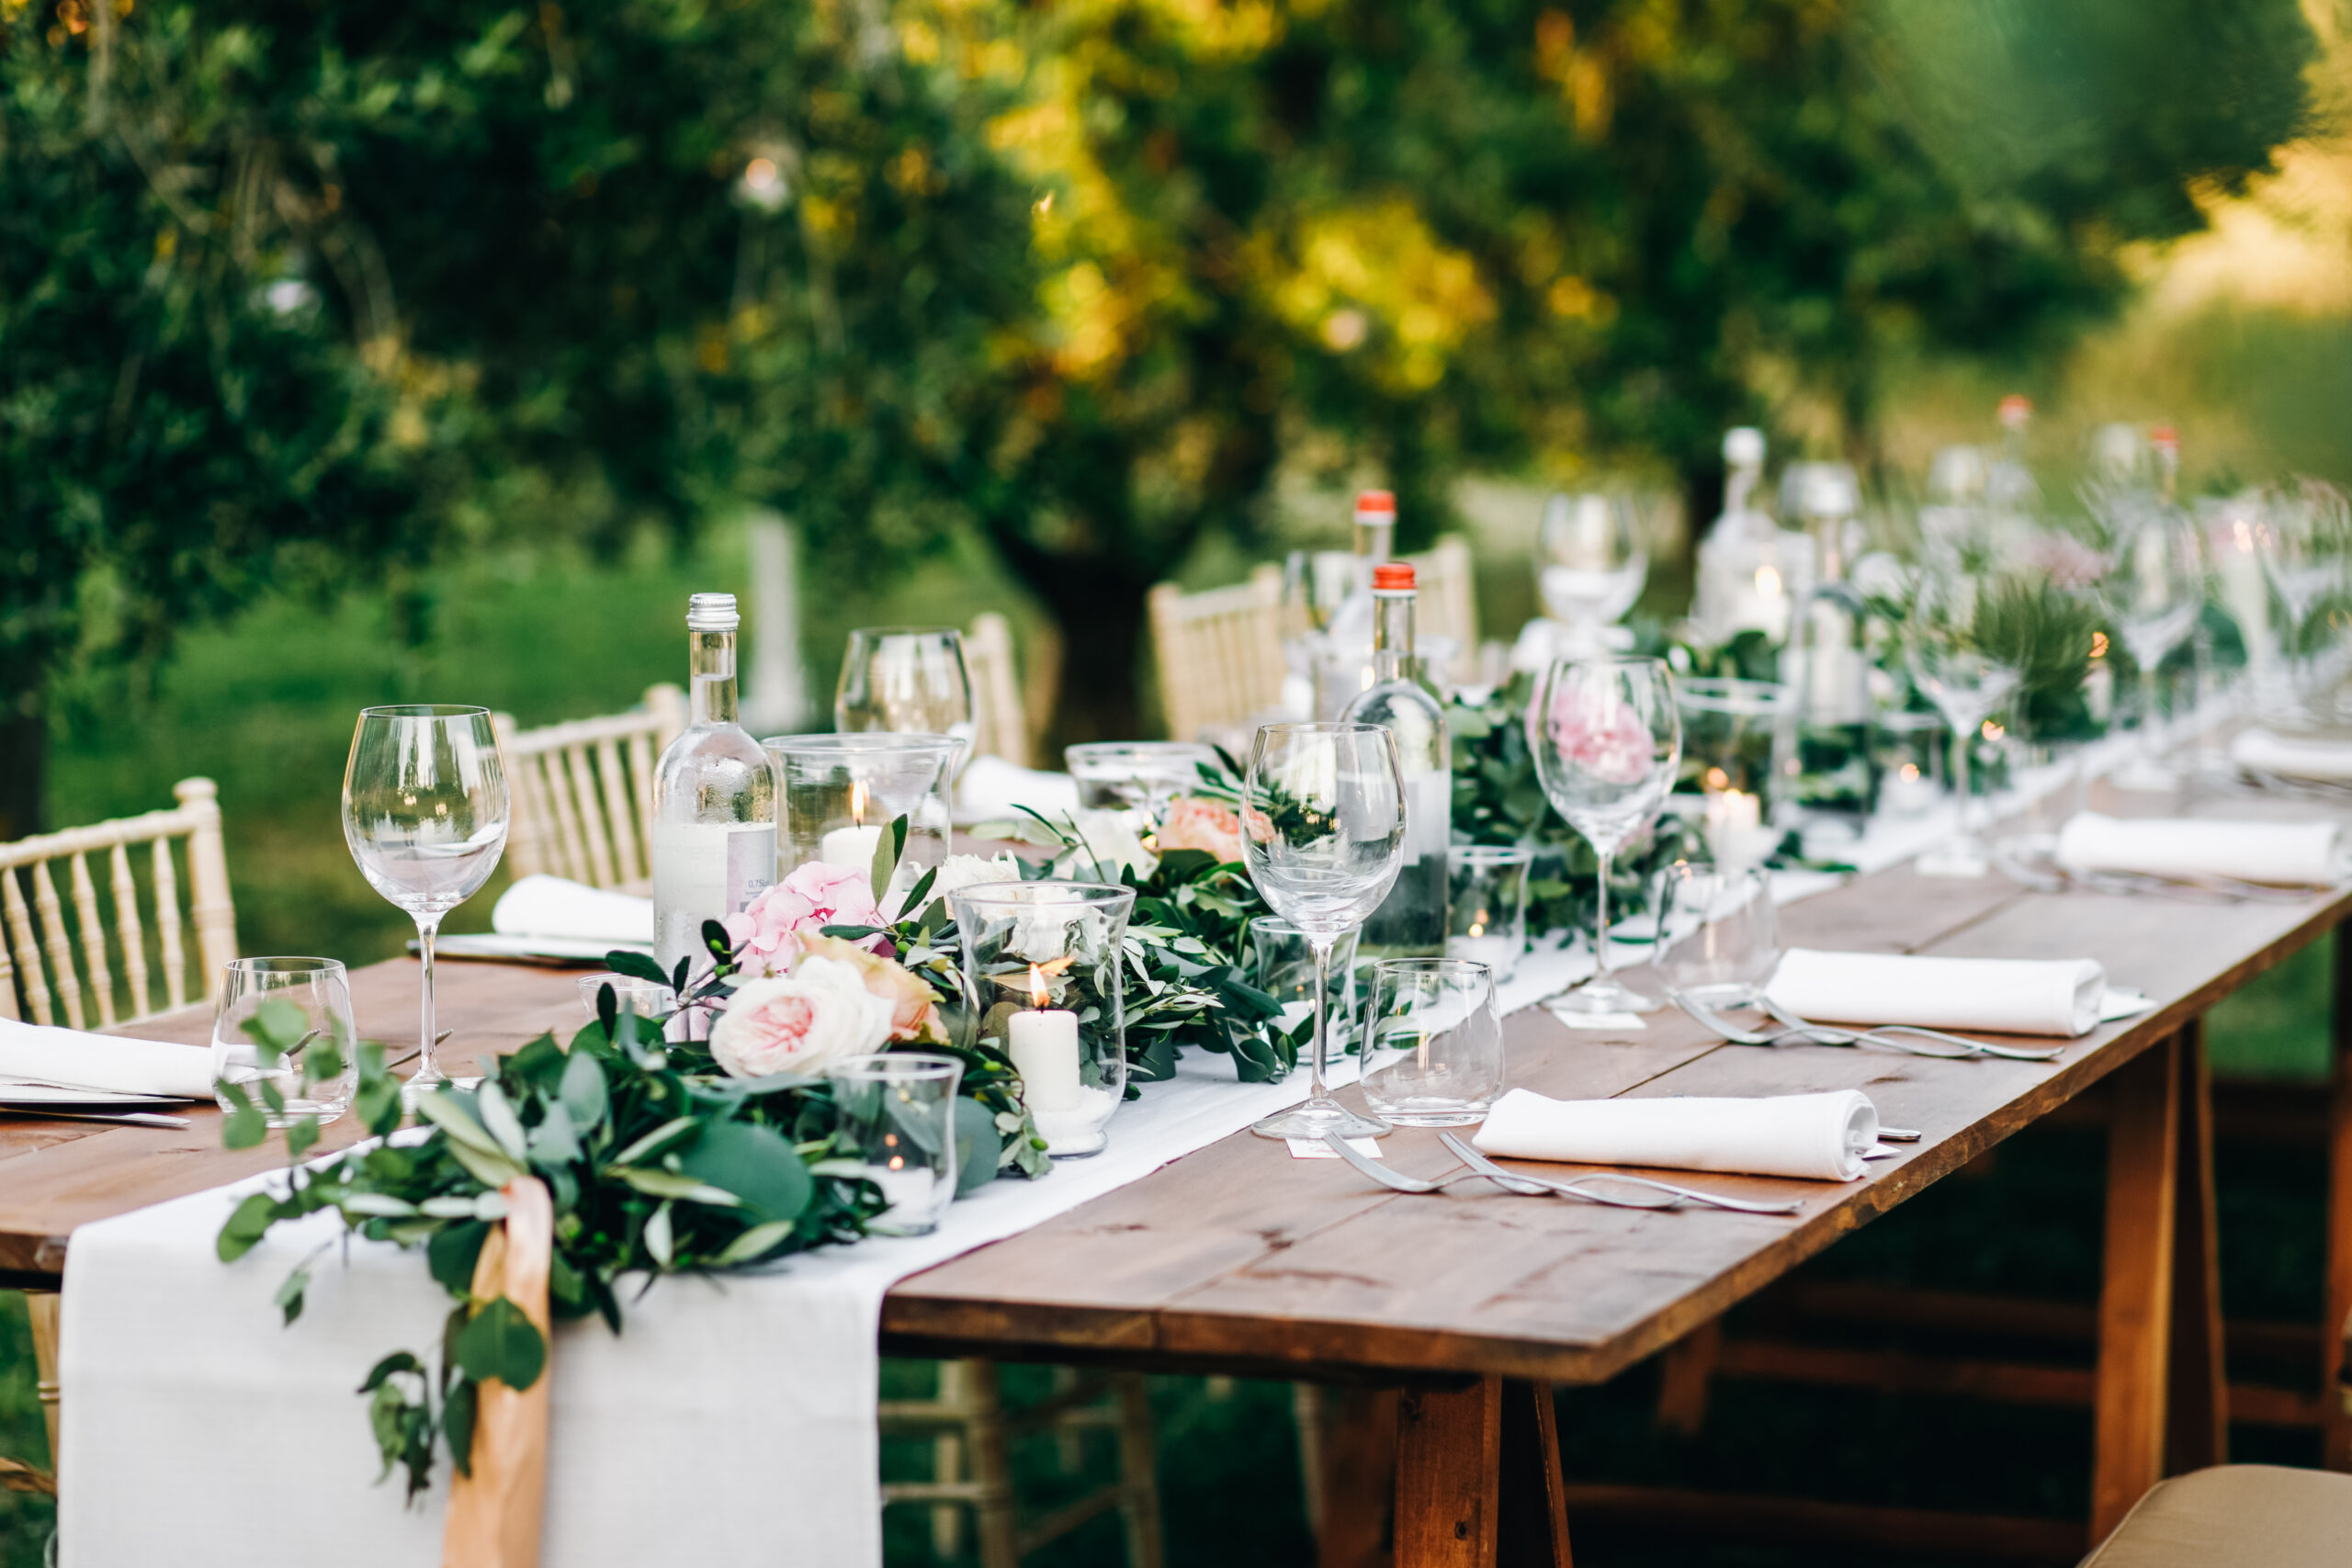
[2098,987,2154,1021]
[1287,1137,1384,1160]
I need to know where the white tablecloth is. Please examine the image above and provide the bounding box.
[60,1051,1356,1568]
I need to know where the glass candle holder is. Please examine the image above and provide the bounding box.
[825,1054,964,1236]
[952,881,1134,1157]
[763,733,959,915]
[1679,679,1789,870]
[1359,958,1505,1126]
[1871,709,1946,819]
[575,973,678,1021]
[1250,916,1358,1049]
[1064,741,1218,826]
[210,957,357,1126]
[1445,845,1532,980]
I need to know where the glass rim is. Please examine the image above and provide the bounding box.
[1369,955,1499,978]
[1674,677,1792,715]
[356,705,492,720]
[843,625,963,642]
[575,970,675,989]
[825,1052,963,1081]
[1448,842,1535,864]
[1251,720,1390,742]
[949,878,1137,912]
[1064,740,1216,760]
[224,955,346,976]
[1541,653,1670,675]
[760,732,962,754]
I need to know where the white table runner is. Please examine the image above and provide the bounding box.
[60,1051,1358,1568]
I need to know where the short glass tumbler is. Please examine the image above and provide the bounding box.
[1250,917,1358,1050]
[953,881,1135,1157]
[575,973,678,1021]
[211,957,357,1126]
[763,733,959,912]
[1065,741,1218,825]
[826,1054,964,1236]
[1657,863,1780,1009]
[1359,959,1505,1126]
[1445,845,1532,980]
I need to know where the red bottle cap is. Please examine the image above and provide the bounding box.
[2150,424,2178,451]
[1998,394,2032,427]
[1355,490,1396,515]
[1373,562,1416,591]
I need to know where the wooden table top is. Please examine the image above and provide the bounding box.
[6,829,2347,1389]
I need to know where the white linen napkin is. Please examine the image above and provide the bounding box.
[2230,728,2352,782]
[956,756,1080,826]
[1766,947,2105,1037]
[0,1016,214,1099]
[1474,1088,1879,1181]
[491,875,655,946]
[2055,811,2343,887]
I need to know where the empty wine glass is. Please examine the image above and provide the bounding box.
[1527,656,1680,1014]
[1906,561,2023,878]
[1240,722,1406,1141]
[2256,479,2350,704]
[835,627,977,767]
[1538,493,1647,656]
[2101,502,2205,792]
[343,706,509,1099]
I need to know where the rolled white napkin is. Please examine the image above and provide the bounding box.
[1475,1088,1879,1181]
[2056,811,2343,887]
[491,875,655,946]
[1767,947,2104,1037]
[0,1016,213,1099]
[2230,728,2352,782]
[956,756,1080,826]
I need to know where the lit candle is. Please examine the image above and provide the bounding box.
[820,779,883,873]
[1006,963,1082,1113]
[1703,788,1774,869]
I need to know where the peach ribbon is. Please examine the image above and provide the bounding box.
[443,1178,553,1568]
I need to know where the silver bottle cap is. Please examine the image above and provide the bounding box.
[686,592,740,632]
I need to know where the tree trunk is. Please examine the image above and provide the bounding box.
[1027,567,1154,752]
[0,690,45,840]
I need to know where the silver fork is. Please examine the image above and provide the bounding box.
[1319,1134,1561,1197]
[1439,1134,1805,1215]
[1753,997,2068,1063]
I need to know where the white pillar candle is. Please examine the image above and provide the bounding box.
[1007,999,1082,1113]
[868,1163,934,1215]
[820,823,882,874]
[1703,789,1775,869]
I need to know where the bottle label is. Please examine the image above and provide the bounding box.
[652,821,776,969]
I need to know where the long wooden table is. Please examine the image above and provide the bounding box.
[7,849,2351,1563]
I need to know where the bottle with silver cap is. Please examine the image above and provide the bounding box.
[1691,427,1813,646]
[652,593,778,988]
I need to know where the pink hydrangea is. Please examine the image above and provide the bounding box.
[1533,684,1657,786]
[722,860,890,976]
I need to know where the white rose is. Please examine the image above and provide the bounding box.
[896,852,1024,918]
[1057,809,1156,881]
[709,956,895,1078]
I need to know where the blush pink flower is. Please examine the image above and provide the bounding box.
[1156,795,1247,863]
[1533,686,1657,786]
[722,860,890,976]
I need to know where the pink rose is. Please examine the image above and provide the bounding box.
[1532,684,1657,786]
[723,860,889,975]
[1155,796,1246,863]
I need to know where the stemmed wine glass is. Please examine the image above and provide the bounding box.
[343,706,509,1100]
[835,627,977,764]
[1538,493,1647,658]
[2100,502,2205,792]
[1239,722,1406,1141]
[1528,656,1680,1015]
[2256,479,2350,705]
[1906,561,2023,878]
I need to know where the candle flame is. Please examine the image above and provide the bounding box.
[849,779,868,825]
[2089,631,2109,660]
[1754,565,1781,598]
[1704,766,1729,791]
[1028,963,1050,1010]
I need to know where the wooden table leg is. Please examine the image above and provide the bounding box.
[1396,1377,1501,1567]
[2165,1020,2226,1476]
[2327,929,2352,1471]
[1498,1380,1573,1568]
[2092,1032,2183,1538]
[1306,1384,1400,1568]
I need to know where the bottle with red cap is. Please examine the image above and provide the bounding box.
[1316,490,1399,716]
[1340,559,1450,960]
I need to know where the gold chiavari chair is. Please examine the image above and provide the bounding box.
[492,685,688,895]
[1147,566,1287,745]
[0,776,243,1498]
[966,613,1035,769]
[1406,534,1479,682]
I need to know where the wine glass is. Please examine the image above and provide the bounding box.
[1240,722,1406,1141]
[1538,493,1647,657]
[343,706,509,1099]
[1527,656,1680,1014]
[834,627,976,766]
[2099,502,2205,792]
[1905,561,2023,877]
[2255,479,2350,705]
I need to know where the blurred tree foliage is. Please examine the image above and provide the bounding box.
[1,0,2318,793]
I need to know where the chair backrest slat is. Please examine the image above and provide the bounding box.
[1148,566,1287,745]
[0,780,233,1026]
[495,684,686,895]
[1405,535,1478,681]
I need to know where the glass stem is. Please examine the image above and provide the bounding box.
[415,912,443,1084]
[1307,933,1335,1100]
[1952,722,1975,842]
[1592,852,1614,983]
[2140,666,2162,761]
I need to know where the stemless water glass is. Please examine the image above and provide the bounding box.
[575,973,678,1021]
[211,957,357,1125]
[1906,563,2023,878]
[1538,493,1647,655]
[2100,502,2205,792]
[1445,845,1532,980]
[1240,723,1406,1140]
[1359,958,1505,1126]
[825,1054,963,1235]
[344,706,508,1099]
[1064,741,1218,827]
[1657,863,1780,1009]
[1527,657,1680,1015]
[835,627,977,767]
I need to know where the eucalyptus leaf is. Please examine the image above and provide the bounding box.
[607,1166,741,1205]
[452,1296,546,1391]
[676,1119,812,1224]
[474,1079,530,1163]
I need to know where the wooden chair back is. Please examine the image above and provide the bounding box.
[492,684,688,896]
[0,778,238,1028]
[1405,534,1478,680]
[1148,566,1288,744]
[965,613,1033,769]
